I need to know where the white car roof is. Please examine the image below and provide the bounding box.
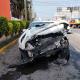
[32,20,68,24]
[32,21,54,23]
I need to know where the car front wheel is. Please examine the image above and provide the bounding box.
[56,37,70,64]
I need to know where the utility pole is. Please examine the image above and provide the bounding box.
[24,0,27,20]
[69,7,73,20]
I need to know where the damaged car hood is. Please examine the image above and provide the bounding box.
[19,21,64,50]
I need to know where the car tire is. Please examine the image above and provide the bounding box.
[56,37,70,64]
[20,51,29,63]
[58,48,70,61]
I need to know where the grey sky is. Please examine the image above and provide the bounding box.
[33,0,80,19]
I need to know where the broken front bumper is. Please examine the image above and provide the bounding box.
[19,33,68,64]
[19,39,63,62]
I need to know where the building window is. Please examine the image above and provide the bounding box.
[57,7,62,12]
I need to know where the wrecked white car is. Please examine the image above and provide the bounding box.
[18,21,70,64]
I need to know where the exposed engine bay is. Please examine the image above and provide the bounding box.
[26,32,64,57]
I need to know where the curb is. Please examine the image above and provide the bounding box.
[0,39,17,54]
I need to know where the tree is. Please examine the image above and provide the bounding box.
[10,0,24,19]
[10,0,32,20]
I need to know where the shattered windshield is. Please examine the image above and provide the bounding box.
[29,22,53,28]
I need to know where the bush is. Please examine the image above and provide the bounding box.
[0,17,8,37]
[16,21,21,34]
[19,21,26,29]
[19,20,29,29]
[8,22,13,36]
[11,21,19,34]
[0,16,30,38]
[26,21,30,28]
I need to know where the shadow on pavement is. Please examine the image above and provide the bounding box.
[69,45,80,70]
[0,45,80,80]
[0,55,60,80]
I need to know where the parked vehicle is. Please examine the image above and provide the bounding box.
[60,20,71,34]
[18,21,70,64]
[69,19,80,28]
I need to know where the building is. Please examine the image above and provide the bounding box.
[57,7,80,20]
[0,0,11,19]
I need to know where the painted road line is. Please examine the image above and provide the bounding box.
[0,39,17,54]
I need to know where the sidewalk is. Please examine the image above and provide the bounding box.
[0,35,18,53]
[0,36,6,43]
[0,35,11,43]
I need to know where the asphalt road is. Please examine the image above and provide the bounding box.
[0,29,80,80]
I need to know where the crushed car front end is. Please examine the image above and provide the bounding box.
[19,21,70,64]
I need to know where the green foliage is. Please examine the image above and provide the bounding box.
[11,21,20,34]
[26,21,30,28]
[8,22,13,35]
[19,20,30,29]
[19,21,26,29]
[0,17,8,37]
[10,21,17,34]
[0,16,30,38]
[16,21,21,33]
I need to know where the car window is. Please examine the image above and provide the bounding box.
[29,22,53,28]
